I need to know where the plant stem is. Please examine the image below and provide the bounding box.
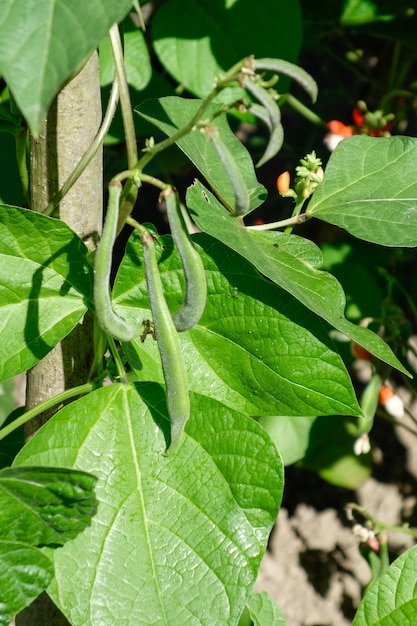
[107,335,129,383]
[0,382,97,441]
[348,502,417,540]
[126,215,148,235]
[284,93,326,127]
[109,24,138,169]
[44,77,119,217]
[246,213,306,231]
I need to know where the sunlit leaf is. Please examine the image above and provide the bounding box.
[14,383,283,625]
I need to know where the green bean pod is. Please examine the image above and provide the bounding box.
[243,78,284,167]
[94,180,138,342]
[164,188,207,331]
[252,58,318,102]
[208,129,250,216]
[141,230,190,455]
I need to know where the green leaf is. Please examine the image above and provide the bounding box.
[340,0,393,25]
[0,205,92,381]
[258,415,323,466]
[0,540,53,626]
[0,0,133,134]
[298,416,371,489]
[114,231,361,418]
[307,136,417,247]
[247,591,286,625]
[152,0,302,97]
[14,383,283,625]
[0,466,97,545]
[352,545,417,625]
[258,414,372,489]
[186,180,409,376]
[136,97,267,213]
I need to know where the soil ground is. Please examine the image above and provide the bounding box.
[255,382,417,625]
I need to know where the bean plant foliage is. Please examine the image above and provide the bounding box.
[0,0,417,624]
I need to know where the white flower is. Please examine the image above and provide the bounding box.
[354,433,371,456]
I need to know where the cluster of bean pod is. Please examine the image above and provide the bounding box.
[94,181,206,454]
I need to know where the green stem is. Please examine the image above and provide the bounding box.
[284,93,326,127]
[126,215,148,235]
[0,382,97,441]
[285,198,307,233]
[138,172,170,191]
[109,24,138,169]
[132,0,146,30]
[107,335,129,383]
[246,213,306,231]
[378,535,390,573]
[348,502,417,540]
[44,77,120,216]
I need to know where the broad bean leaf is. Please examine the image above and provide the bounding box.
[0,540,53,626]
[152,0,302,98]
[0,205,93,381]
[0,466,98,545]
[186,180,409,376]
[0,0,133,134]
[136,97,267,213]
[114,232,361,418]
[247,591,286,625]
[14,383,283,626]
[352,545,417,625]
[307,136,417,247]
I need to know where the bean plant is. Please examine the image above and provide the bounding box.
[1,1,417,625]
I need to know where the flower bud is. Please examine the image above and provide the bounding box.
[276,171,290,194]
[315,166,324,181]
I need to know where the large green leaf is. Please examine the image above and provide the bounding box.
[186,180,409,376]
[152,0,302,97]
[352,545,417,625]
[0,466,97,545]
[0,540,53,626]
[0,205,93,381]
[114,232,361,418]
[0,0,133,134]
[307,136,417,247]
[14,383,283,625]
[136,97,267,212]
